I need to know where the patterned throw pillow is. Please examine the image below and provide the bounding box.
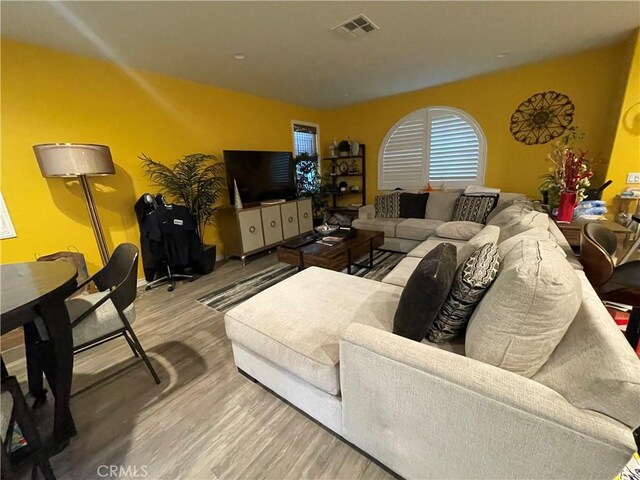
[452,194,499,224]
[374,192,402,218]
[427,242,499,343]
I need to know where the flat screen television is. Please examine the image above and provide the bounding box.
[224,150,297,205]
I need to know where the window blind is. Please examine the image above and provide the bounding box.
[428,112,480,182]
[379,116,426,189]
[379,107,485,189]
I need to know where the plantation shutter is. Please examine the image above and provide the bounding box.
[379,112,427,189]
[427,109,481,184]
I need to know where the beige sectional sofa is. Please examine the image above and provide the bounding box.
[224,197,640,479]
[352,190,527,252]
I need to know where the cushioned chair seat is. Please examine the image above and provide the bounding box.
[66,292,136,347]
[0,391,12,442]
[406,237,466,258]
[351,218,404,238]
[382,257,422,287]
[396,218,445,241]
[225,267,402,395]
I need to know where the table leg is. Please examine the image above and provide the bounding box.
[368,238,374,268]
[347,249,352,275]
[24,322,48,406]
[36,297,76,451]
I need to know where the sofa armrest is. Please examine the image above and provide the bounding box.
[340,323,634,480]
[358,204,375,220]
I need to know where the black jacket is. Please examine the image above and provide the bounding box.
[134,196,203,281]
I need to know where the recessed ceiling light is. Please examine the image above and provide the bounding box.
[233,53,246,60]
[496,52,510,58]
[344,93,350,97]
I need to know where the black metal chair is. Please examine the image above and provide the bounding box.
[580,222,640,350]
[66,243,160,396]
[1,375,55,479]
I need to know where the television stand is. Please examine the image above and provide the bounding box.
[218,198,313,265]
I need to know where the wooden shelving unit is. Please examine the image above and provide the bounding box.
[321,144,366,218]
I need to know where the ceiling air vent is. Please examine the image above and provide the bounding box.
[332,14,379,38]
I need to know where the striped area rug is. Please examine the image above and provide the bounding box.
[197,250,405,313]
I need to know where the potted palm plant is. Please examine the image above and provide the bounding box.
[140,152,226,274]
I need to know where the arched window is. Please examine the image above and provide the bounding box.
[378,107,486,190]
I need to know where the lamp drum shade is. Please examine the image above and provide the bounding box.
[33,143,115,177]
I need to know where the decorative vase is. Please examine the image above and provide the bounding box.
[556,191,577,222]
[339,151,349,157]
[351,141,360,156]
[233,179,243,210]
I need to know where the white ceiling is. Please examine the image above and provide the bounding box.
[2,1,639,109]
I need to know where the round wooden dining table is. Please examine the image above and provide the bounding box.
[1,261,78,452]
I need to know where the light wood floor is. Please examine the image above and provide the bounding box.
[2,254,394,480]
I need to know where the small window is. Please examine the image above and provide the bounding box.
[379,107,486,190]
[292,122,318,156]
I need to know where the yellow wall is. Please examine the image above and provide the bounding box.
[604,29,640,214]
[0,39,320,274]
[321,42,629,204]
[1,37,635,274]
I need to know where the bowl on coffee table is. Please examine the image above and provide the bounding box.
[314,224,339,236]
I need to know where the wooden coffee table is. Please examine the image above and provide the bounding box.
[277,229,384,273]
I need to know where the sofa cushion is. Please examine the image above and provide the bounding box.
[485,194,528,223]
[487,201,533,228]
[396,218,444,241]
[407,237,466,259]
[532,271,640,428]
[393,244,457,342]
[456,225,500,266]
[225,267,402,395]
[498,227,566,259]
[381,256,421,288]
[466,239,582,378]
[399,192,429,219]
[375,192,402,218]
[428,242,499,343]
[352,217,404,238]
[451,194,499,224]
[435,221,483,241]
[425,191,461,221]
[498,210,550,243]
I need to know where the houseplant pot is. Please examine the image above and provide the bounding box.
[196,244,217,274]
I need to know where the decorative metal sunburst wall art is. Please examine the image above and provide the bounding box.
[510,91,575,145]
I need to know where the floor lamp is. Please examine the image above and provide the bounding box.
[33,143,115,266]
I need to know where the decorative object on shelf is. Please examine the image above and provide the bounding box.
[338,162,349,174]
[349,158,360,174]
[510,91,575,145]
[139,152,226,272]
[233,179,243,210]
[338,139,351,156]
[350,186,360,193]
[328,142,337,157]
[314,223,339,236]
[34,143,116,266]
[538,127,594,213]
[339,181,348,192]
[351,140,360,156]
[295,152,330,217]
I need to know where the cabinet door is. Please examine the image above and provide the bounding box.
[297,198,313,233]
[280,202,299,239]
[261,206,283,245]
[238,209,264,253]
